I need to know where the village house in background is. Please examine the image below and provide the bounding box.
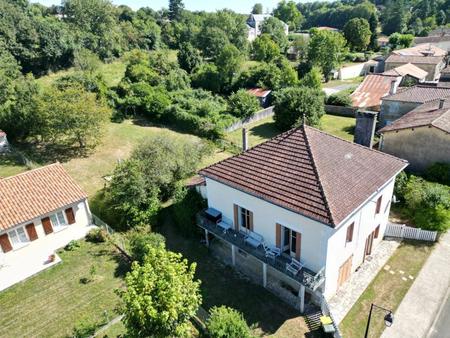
[0,163,95,291]
[415,28,450,52]
[197,125,407,313]
[246,13,289,42]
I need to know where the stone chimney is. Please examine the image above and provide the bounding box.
[439,99,445,109]
[242,128,248,151]
[354,111,378,149]
[389,80,397,95]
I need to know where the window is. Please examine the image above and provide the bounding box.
[50,211,68,228]
[239,207,251,230]
[374,225,380,239]
[8,227,28,246]
[290,231,297,253]
[375,196,382,215]
[346,222,354,243]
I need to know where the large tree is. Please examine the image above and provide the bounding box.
[168,0,184,21]
[273,86,325,130]
[307,29,347,81]
[252,34,280,62]
[252,3,263,14]
[215,44,243,92]
[119,246,202,337]
[273,0,304,31]
[228,89,260,119]
[343,18,371,52]
[177,42,202,73]
[261,17,289,51]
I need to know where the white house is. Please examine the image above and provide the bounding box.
[198,126,407,311]
[246,14,289,42]
[0,163,95,291]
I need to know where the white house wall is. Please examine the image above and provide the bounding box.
[205,178,334,274]
[323,179,395,298]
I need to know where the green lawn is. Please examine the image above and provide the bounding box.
[0,240,126,338]
[322,77,363,88]
[340,241,434,338]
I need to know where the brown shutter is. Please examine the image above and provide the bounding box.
[65,208,76,224]
[248,211,254,232]
[346,222,354,243]
[295,232,302,260]
[275,223,281,248]
[0,234,13,253]
[374,225,380,239]
[375,196,382,214]
[25,223,38,241]
[233,204,239,231]
[42,217,53,235]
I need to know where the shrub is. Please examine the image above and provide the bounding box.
[326,90,352,107]
[85,228,108,243]
[207,306,253,338]
[228,89,261,119]
[424,163,450,186]
[65,240,80,251]
[72,319,101,338]
[128,230,166,263]
[172,187,207,237]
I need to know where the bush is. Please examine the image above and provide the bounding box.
[128,230,166,263]
[424,163,450,186]
[326,90,352,107]
[71,319,101,338]
[172,187,207,237]
[85,228,108,243]
[228,89,261,119]
[207,306,253,338]
[65,240,80,251]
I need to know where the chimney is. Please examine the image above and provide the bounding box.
[439,99,445,109]
[354,111,378,149]
[242,128,248,151]
[389,80,397,95]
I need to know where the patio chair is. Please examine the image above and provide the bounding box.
[217,216,233,233]
[285,257,303,276]
[263,243,281,260]
[244,231,264,248]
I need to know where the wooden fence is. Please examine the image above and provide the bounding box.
[225,106,274,132]
[385,223,438,242]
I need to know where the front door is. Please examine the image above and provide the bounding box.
[363,232,375,262]
[338,255,353,288]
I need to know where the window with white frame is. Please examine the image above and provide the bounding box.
[50,211,68,229]
[239,207,251,230]
[8,227,29,246]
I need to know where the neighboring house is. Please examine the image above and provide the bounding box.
[379,85,450,126]
[0,130,8,153]
[0,163,94,290]
[197,125,407,310]
[350,74,401,111]
[247,87,272,108]
[377,36,389,48]
[246,14,289,42]
[383,63,428,85]
[391,43,447,57]
[415,30,450,52]
[379,99,450,172]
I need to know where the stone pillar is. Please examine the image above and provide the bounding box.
[204,229,209,247]
[231,244,236,266]
[299,284,305,313]
[263,262,267,288]
[354,110,378,149]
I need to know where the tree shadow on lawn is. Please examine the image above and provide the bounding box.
[342,125,355,135]
[250,121,280,141]
[157,210,305,336]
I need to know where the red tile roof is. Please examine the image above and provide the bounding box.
[200,126,407,227]
[0,163,87,231]
[350,74,399,108]
[382,85,450,103]
[247,88,271,97]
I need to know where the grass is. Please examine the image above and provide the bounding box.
[0,240,127,338]
[340,240,434,338]
[320,114,355,142]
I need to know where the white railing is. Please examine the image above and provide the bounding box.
[385,223,437,242]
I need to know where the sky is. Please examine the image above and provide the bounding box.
[34,0,283,14]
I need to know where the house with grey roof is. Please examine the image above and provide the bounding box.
[379,99,450,172]
[246,14,288,42]
[197,125,407,313]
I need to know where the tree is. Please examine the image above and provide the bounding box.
[119,246,202,337]
[307,29,347,81]
[300,66,322,90]
[177,42,202,73]
[128,230,166,263]
[273,87,325,130]
[228,89,260,119]
[191,63,221,93]
[207,306,252,338]
[252,3,263,14]
[252,34,280,62]
[261,17,289,51]
[273,0,304,31]
[196,27,230,59]
[168,0,184,21]
[343,18,371,52]
[381,0,409,35]
[215,44,243,92]
[389,33,414,49]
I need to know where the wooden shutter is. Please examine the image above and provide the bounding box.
[338,256,353,288]
[65,208,76,224]
[41,217,53,235]
[248,211,254,232]
[0,234,13,253]
[374,225,380,239]
[346,223,354,243]
[25,223,38,241]
[275,223,281,248]
[233,204,239,231]
[375,196,382,214]
[295,232,302,260]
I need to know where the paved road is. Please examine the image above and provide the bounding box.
[427,287,450,338]
[323,84,356,96]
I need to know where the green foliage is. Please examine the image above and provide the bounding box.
[273,0,304,31]
[55,71,108,99]
[252,34,281,62]
[214,44,244,93]
[65,240,81,251]
[178,42,203,73]
[85,228,108,243]
[326,90,353,107]
[261,17,289,52]
[72,318,101,338]
[191,63,222,93]
[228,89,261,119]
[128,230,166,263]
[308,29,347,80]
[343,18,371,52]
[119,246,202,338]
[381,0,409,35]
[169,0,185,21]
[197,27,230,60]
[172,188,206,237]
[425,163,450,186]
[207,306,252,338]
[388,33,414,49]
[252,3,263,14]
[300,66,322,90]
[273,86,325,130]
